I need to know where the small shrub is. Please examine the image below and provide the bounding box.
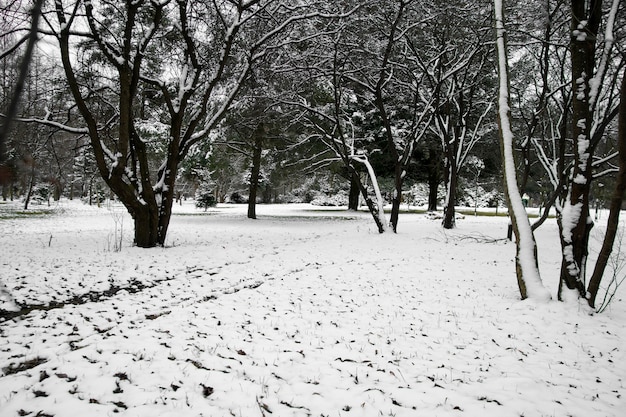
[31,184,51,205]
[229,191,247,204]
[195,192,217,211]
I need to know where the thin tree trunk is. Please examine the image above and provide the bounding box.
[350,157,386,233]
[248,136,263,219]
[494,0,551,301]
[587,74,626,308]
[442,160,457,229]
[519,142,532,195]
[427,162,439,211]
[23,162,35,210]
[389,164,403,233]
[351,167,384,233]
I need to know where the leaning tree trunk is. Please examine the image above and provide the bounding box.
[494,0,551,301]
[349,157,386,233]
[587,73,626,308]
[23,161,35,210]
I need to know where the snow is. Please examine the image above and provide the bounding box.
[350,156,387,230]
[1,200,625,416]
[576,73,587,101]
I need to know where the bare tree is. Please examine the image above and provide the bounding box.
[419,2,495,228]
[1,0,44,185]
[494,0,551,301]
[505,0,624,305]
[588,71,626,309]
[558,0,623,300]
[343,0,436,233]
[38,0,331,247]
[275,5,389,232]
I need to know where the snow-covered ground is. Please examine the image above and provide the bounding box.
[0,199,624,417]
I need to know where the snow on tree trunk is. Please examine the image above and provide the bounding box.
[351,156,387,232]
[558,0,604,301]
[494,0,551,301]
[248,136,263,220]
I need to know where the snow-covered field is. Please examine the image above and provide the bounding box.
[0,199,624,417]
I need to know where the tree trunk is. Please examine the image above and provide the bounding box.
[389,164,403,233]
[248,136,263,219]
[587,73,626,308]
[427,158,439,211]
[23,162,35,210]
[350,166,384,233]
[348,171,360,210]
[69,173,75,200]
[133,204,159,248]
[519,143,531,195]
[349,158,386,233]
[494,0,550,301]
[88,177,93,205]
[156,173,177,247]
[442,160,457,229]
[558,0,603,300]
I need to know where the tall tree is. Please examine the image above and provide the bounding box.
[421,0,495,228]
[277,4,389,232]
[44,0,328,247]
[346,0,435,232]
[587,71,626,308]
[494,0,551,300]
[559,0,623,300]
[1,0,44,191]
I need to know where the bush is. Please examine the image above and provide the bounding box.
[310,190,349,206]
[31,184,51,205]
[229,191,247,204]
[195,191,217,211]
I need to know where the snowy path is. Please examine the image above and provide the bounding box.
[0,201,624,416]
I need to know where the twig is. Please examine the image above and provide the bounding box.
[457,233,509,244]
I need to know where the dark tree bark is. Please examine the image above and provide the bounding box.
[348,164,385,233]
[348,171,360,210]
[442,159,457,229]
[558,0,603,299]
[427,151,440,211]
[23,160,35,210]
[248,135,263,219]
[373,1,408,233]
[587,73,626,308]
[442,121,459,228]
[53,0,276,247]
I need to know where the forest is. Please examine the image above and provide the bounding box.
[1,0,625,304]
[1,2,626,416]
